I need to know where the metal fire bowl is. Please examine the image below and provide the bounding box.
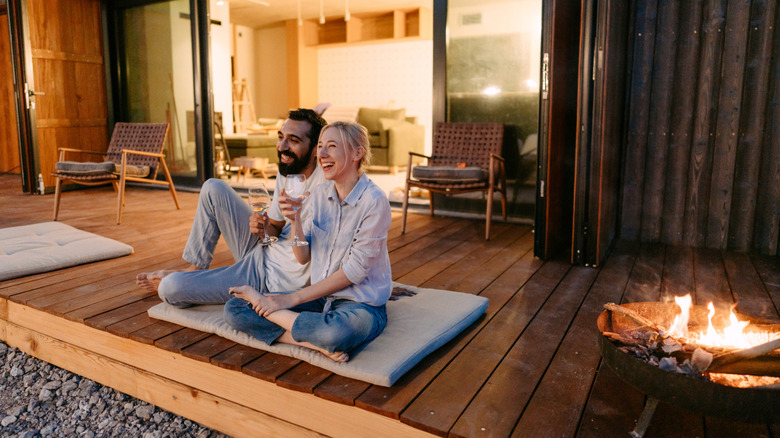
[597,302,780,423]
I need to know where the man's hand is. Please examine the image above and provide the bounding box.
[249,212,267,237]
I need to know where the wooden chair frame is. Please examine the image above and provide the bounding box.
[401,122,507,240]
[52,123,179,224]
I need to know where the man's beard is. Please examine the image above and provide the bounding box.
[277,147,313,176]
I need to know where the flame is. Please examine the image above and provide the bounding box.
[670,294,777,349]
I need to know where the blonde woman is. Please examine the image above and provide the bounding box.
[225,122,391,362]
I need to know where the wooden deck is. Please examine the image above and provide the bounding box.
[1,174,779,438]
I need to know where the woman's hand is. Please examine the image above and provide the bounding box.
[253,292,297,317]
[278,189,308,222]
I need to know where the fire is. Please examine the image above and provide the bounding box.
[668,294,779,349]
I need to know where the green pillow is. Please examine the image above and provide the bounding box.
[357,107,406,133]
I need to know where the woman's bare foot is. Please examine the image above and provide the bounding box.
[228,285,263,305]
[276,331,349,363]
[323,351,349,363]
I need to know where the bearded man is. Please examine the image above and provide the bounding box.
[136,108,327,306]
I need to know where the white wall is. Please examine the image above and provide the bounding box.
[210,0,233,133]
[317,40,433,154]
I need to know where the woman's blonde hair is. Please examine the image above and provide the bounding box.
[320,121,372,173]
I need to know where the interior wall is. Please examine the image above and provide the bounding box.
[253,23,288,120]
[317,40,433,154]
[0,6,21,173]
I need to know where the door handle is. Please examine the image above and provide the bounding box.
[24,83,45,109]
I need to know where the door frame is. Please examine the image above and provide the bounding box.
[535,0,581,260]
[6,0,37,193]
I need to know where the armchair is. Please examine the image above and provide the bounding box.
[402,122,506,240]
[52,123,179,224]
[356,107,425,174]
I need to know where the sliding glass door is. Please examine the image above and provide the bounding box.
[110,0,207,186]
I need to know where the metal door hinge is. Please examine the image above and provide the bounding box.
[542,53,549,100]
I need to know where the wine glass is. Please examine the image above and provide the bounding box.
[284,174,308,247]
[247,183,277,245]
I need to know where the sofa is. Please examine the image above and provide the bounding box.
[355,107,425,174]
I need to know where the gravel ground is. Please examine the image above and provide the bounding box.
[0,341,231,438]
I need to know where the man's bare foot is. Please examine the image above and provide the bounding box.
[136,265,199,292]
[136,270,177,292]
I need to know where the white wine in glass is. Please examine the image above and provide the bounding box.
[248,183,277,245]
[284,174,308,247]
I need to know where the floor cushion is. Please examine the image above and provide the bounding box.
[147,283,488,387]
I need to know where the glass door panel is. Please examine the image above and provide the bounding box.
[116,0,198,179]
[446,0,542,220]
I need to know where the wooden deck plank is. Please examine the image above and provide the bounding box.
[355,250,556,420]
[210,344,266,371]
[622,242,665,303]
[181,334,237,362]
[750,253,780,316]
[448,229,537,295]
[276,362,333,393]
[84,296,160,330]
[464,240,638,438]
[243,354,303,383]
[506,265,600,437]
[155,327,212,353]
[313,374,371,406]
[106,312,156,337]
[401,257,576,435]
[722,251,780,321]
[389,221,473,279]
[661,244,694,298]
[129,320,185,345]
[693,247,734,308]
[420,224,531,292]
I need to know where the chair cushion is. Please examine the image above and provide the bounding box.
[55,161,150,178]
[357,107,406,133]
[412,165,487,183]
[55,161,115,176]
[119,164,151,177]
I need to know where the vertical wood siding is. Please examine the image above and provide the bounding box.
[621,0,780,255]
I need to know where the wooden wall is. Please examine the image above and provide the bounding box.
[0,2,21,174]
[621,0,780,255]
[27,0,108,188]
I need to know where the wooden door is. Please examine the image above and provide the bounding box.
[534,0,581,259]
[12,0,108,193]
[1,1,21,175]
[571,0,629,266]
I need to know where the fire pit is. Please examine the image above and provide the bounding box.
[597,299,780,437]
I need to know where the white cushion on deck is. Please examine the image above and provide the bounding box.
[147,283,488,387]
[0,222,134,281]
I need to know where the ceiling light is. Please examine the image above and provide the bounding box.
[320,0,325,24]
[345,0,350,21]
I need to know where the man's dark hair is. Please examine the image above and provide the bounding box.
[288,108,327,148]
